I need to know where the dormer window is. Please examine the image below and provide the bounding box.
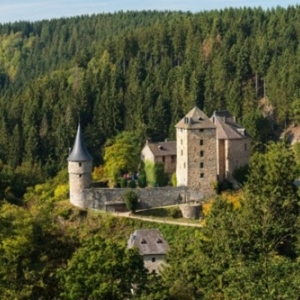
[157,238,163,244]
[141,239,147,244]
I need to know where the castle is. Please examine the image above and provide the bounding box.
[68,106,250,209]
[142,106,251,194]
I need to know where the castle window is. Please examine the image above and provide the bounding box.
[162,156,165,163]
[181,139,183,145]
[199,129,204,132]
[200,151,204,157]
[79,162,82,167]
[200,173,204,178]
[184,162,186,169]
[171,155,176,163]
[79,174,82,178]
[200,139,204,146]
[200,162,204,168]
[181,150,183,156]
[245,143,247,151]
[152,257,156,262]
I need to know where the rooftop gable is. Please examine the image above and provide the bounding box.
[175,106,216,129]
[211,110,250,140]
[127,229,169,255]
[145,140,176,157]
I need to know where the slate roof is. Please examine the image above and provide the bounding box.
[146,141,177,157]
[67,124,93,162]
[175,106,216,129]
[211,110,250,140]
[127,229,169,255]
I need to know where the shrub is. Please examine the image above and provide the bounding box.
[171,173,177,187]
[232,164,249,185]
[123,190,138,212]
[120,178,127,188]
[137,174,147,188]
[128,180,136,188]
[168,207,182,218]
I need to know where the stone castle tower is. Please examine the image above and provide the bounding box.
[175,107,217,194]
[67,124,93,208]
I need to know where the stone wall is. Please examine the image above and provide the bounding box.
[68,160,92,208]
[225,139,250,180]
[187,128,217,194]
[80,186,204,211]
[180,204,202,219]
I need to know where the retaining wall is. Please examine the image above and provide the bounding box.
[80,186,204,210]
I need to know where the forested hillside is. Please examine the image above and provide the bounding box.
[2,7,300,299]
[0,7,300,176]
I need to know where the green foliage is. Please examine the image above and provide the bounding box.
[0,8,299,175]
[120,177,127,188]
[168,206,182,218]
[123,190,138,212]
[59,236,147,300]
[232,164,249,185]
[104,131,140,181]
[171,172,177,187]
[144,161,168,187]
[128,179,136,188]
[138,174,147,188]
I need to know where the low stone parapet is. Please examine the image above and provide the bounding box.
[81,186,204,211]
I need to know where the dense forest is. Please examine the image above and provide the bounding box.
[0,7,300,176]
[2,7,300,299]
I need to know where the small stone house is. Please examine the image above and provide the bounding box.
[141,140,177,175]
[127,229,169,274]
[210,110,251,182]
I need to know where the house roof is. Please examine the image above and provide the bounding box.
[127,229,169,255]
[175,106,216,129]
[145,140,176,157]
[67,124,93,162]
[211,110,250,140]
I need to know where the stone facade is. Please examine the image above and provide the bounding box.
[176,107,217,195]
[211,111,251,182]
[143,254,166,273]
[68,161,92,208]
[225,139,250,180]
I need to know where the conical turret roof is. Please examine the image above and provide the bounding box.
[67,124,92,162]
